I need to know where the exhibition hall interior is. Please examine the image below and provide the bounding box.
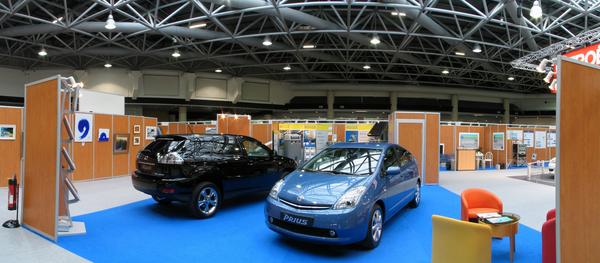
[1,0,600,262]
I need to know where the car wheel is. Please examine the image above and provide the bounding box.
[361,204,383,249]
[408,182,421,208]
[152,195,171,205]
[189,182,221,219]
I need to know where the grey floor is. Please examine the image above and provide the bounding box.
[0,170,554,262]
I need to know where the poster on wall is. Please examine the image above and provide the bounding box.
[75,113,93,142]
[303,130,316,160]
[506,130,523,142]
[345,130,358,143]
[0,124,16,140]
[458,132,479,149]
[523,131,534,147]
[205,127,217,134]
[114,134,129,153]
[145,126,157,140]
[547,132,556,147]
[98,128,110,142]
[133,136,141,146]
[315,130,329,153]
[535,131,547,149]
[493,132,505,150]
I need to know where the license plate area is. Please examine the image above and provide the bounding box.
[280,212,314,227]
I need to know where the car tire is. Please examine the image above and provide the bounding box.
[152,195,171,205]
[361,204,383,249]
[189,182,221,219]
[408,182,421,208]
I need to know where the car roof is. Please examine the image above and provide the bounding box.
[328,142,395,150]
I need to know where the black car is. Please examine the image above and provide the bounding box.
[132,134,296,218]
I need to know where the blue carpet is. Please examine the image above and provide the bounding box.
[58,186,541,263]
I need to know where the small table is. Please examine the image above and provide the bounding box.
[478,213,520,263]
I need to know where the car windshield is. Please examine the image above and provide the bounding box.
[301,148,382,176]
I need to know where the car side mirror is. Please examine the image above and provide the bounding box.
[385,166,401,176]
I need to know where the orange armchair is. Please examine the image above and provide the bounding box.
[461,188,503,221]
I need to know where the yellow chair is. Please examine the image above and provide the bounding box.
[432,215,492,263]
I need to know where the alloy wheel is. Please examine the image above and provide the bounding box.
[197,186,218,215]
[371,209,383,242]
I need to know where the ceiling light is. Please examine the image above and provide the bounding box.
[530,1,543,19]
[215,69,222,73]
[104,62,112,68]
[370,35,381,45]
[52,17,63,23]
[189,23,207,29]
[262,37,273,46]
[507,76,515,81]
[302,44,315,49]
[391,11,407,17]
[363,65,371,70]
[455,51,465,56]
[283,65,291,71]
[38,47,47,57]
[171,49,181,58]
[105,14,116,30]
[473,44,482,53]
[441,69,450,74]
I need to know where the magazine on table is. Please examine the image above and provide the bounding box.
[477,212,501,219]
[486,216,514,224]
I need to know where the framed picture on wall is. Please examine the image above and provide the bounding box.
[492,132,505,150]
[0,124,16,140]
[133,125,141,134]
[458,132,479,149]
[145,126,157,140]
[133,136,141,146]
[114,134,129,153]
[98,128,110,142]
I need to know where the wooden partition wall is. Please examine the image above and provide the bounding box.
[0,106,22,187]
[22,77,60,240]
[388,111,440,184]
[160,122,216,135]
[557,57,600,262]
[217,114,251,136]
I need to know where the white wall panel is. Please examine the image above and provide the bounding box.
[79,89,125,115]
[194,78,227,99]
[241,81,269,102]
[143,74,179,97]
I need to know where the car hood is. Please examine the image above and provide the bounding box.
[278,170,370,206]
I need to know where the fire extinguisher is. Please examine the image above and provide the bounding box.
[8,175,17,210]
[3,174,20,228]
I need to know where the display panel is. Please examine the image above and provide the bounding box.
[492,132,505,150]
[458,132,479,149]
[506,130,523,141]
[534,131,547,149]
[523,131,534,147]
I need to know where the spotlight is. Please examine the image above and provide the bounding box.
[302,44,315,49]
[530,1,543,19]
[171,49,181,58]
[543,71,554,83]
[363,65,371,70]
[38,47,47,57]
[455,51,465,56]
[507,76,515,81]
[473,44,482,53]
[105,14,116,30]
[189,23,207,29]
[283,65,291,71]
[536,58,551,73]
[215,69,222,73]
[104,62,112,68]
[441,69,450,74]
[262,37,273,46]
[370,35,381,45]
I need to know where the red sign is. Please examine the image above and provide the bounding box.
[563,42,600,65]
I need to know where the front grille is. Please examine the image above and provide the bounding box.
[280,198,331,210]
[272,218,335,238]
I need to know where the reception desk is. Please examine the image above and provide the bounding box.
[457,149,477,171]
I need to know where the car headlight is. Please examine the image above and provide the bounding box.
[157,152,184,164]
[270,179,284,199]
[333,186,367,210]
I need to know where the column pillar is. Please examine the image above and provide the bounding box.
[503,98,510,124]
[178,106,187,122]
[451,94,459,121]
[390,91,398,112]
[327,90,334,119]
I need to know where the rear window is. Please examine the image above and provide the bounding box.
[144,136,241,157]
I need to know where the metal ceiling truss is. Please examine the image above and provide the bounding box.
[0,0,596,93]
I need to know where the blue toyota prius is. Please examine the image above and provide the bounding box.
[265,143,421,249]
